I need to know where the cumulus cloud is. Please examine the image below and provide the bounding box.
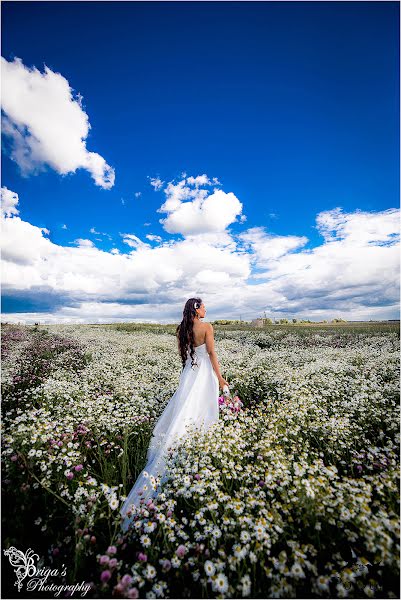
[0,186,249,306]
[156,174,243,235]
[1,56,115,189]
[0,186,20,217]
[315,207,399,246]
[146,234,163,243]
[121,233,151,250]
[238,227,309,266]
[73,239,95,248]
[1,184,399,324]
[237,208,399,318]
[149,176,164,190]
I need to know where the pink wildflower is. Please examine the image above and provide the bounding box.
[176,544,186,558]
[121,574,133,587]
[100,570,111,583]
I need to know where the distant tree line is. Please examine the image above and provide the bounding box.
[211,318,349,326]
[259,317,348,325]
[212,317,348,325]
[212,319,245,325]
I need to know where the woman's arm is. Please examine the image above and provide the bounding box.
[205,323,228,389]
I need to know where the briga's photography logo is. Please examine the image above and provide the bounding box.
[3,546,91,597]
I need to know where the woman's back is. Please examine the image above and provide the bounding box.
[191,321,207,347]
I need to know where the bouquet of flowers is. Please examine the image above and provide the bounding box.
[218,384,243,413]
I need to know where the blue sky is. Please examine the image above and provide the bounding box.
[1,1,400,323]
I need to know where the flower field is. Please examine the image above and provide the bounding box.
[1,322,400,598]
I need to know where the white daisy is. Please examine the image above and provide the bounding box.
[144,564,157,580]
[204,560,216,576]
[140,534,151,548]
[212,573,229,593]
[109,496,119,510]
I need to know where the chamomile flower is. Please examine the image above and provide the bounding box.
[140,534,151,548]
[109,496,119,510]
[212,572,229,593]
[204,560,216,576]
[144,564,156,580]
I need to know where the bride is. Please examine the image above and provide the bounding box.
[120,297,229,532]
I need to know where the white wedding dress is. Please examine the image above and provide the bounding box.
[120,342,219,533]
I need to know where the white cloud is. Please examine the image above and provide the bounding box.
[194,269,231,285]
[121,233,152,250]
[149,176,164,190]
[238,227,309,265]
[238,208,399,319]
[74,239,95,248]
[186,174,221,187]
[1,56,115,189]
[315,207,399,245]
[146,234,163,243]
[1,186,20,217]
[0,186,249,302]
[156,175,243,235]
[1,184,399,323]
[89,227,112,240]
[134,192,142,198]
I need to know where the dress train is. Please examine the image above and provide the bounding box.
[120,343,219,532]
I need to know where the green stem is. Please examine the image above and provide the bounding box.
[19,451,70,507]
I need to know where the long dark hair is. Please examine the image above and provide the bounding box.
[176,297,202,368]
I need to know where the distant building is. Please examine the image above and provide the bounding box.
[251,318,264,328]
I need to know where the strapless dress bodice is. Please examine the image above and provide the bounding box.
[187,343,207,355]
